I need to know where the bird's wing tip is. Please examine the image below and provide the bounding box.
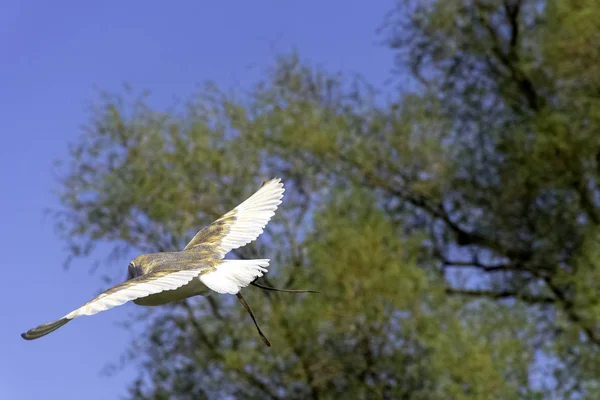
[21,317,71,341]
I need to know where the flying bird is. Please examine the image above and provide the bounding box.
[22,178,312,346]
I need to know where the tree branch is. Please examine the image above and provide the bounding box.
[443,260,522,273]
[541,277,600,345]
[475,0,541,111]
[446,288,555,304]
[504,0,521,50]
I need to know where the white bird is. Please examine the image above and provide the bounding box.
[22,178,313,346]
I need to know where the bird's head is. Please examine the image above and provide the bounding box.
[126,262,136,281]
[126,255,148,280]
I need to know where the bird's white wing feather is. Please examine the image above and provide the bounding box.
[21,269,201,340]
[184,178,285,258]
[200,259,269,294]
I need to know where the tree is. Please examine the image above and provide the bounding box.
[55,0,600,398]
[381,0,600,395]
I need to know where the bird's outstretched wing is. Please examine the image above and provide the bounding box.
[183,178,284,258]
[21,269,202,340]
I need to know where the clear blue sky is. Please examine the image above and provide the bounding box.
[0,1,395,399]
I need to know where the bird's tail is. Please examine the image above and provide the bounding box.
[200,259,269,294]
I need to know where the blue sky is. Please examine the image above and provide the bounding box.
[0,1,395,398]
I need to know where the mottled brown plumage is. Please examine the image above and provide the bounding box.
[184,212,237,252]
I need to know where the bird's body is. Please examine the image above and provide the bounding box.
[127,251,213,306]
[22,178,288,345]
[132,266,210,306]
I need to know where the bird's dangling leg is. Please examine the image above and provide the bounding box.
[251,280,319,294]
[236,292,271,347]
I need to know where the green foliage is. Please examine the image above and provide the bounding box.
[55,0,600,398]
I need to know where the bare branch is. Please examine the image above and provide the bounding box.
[445,288,555,304]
